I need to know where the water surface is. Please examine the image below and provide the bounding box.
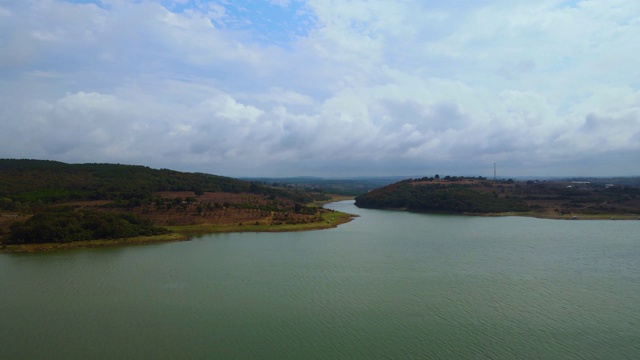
[1,201,639,359]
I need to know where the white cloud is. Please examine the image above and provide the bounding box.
[0,0,639,176]
[268,0,292,7]
[251,87,314,106]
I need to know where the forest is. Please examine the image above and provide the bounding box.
[0,159,336,247]
[355,176,640,217]
[355,178,529,213]
[8,207,169,244]
[0,159,321,207]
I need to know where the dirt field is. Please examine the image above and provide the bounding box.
[142,191,328,226]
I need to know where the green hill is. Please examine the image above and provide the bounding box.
[355,176,640,218]
[0,159,338,248]
[355,178,529,213]
[0,159,317,206]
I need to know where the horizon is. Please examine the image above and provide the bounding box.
[1,1,639,178]
[4,157,639,181]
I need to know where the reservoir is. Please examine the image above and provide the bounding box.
[1,200,639,359]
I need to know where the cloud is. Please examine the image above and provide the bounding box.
[0,0,639,177]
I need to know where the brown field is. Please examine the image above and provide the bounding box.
[142,191,334,227]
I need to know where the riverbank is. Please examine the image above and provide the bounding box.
[0,233,188,253]
[0,209,355,253]
[366,206,640,221]
[472,210,640,220]
[166,209,355,236]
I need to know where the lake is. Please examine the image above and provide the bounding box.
[1,200,639,359]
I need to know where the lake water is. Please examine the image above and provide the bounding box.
[1,200,639,359]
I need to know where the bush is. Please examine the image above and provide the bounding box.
[7,209,168,244]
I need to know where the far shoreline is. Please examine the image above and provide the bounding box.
[479,211,640,220]
[357,206,640,221]
[4,201,638,254]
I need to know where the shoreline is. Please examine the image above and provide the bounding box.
[165,209,355,236]
[478,211,640,220]
[358,206,640,220]
[0,209,356,254]
[4,201,637,254]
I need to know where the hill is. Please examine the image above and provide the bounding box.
[355,176,640,219]
[0,159,319,204]
[0,159,352,250]
[243,176,404,196]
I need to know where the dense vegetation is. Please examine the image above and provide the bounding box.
[355,175,640,217]
[245,176,403,196]
[7,207,168,244]
[355,179,529,213]
[0,159,335,247]
[0,159,325,211]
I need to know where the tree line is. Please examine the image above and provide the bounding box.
[355,180,529,213]
[0,159,323,210]
[6,207,169,244]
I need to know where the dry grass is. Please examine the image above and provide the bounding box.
[166,210,355,235]
[0,233,187,253]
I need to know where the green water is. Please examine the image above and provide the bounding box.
[1,201,639,359]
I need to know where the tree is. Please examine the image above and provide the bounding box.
[0,197,13,210]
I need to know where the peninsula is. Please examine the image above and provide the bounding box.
[355,176,640,220]
[0,159,354,252]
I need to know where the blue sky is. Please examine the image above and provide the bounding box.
[161,0,316,45]
[1,0,639,177]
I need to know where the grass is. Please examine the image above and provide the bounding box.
[0,233,187,253]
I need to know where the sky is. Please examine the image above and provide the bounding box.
[1,0,639,178]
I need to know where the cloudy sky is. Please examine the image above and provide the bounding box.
[1,0,639,177]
